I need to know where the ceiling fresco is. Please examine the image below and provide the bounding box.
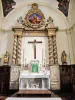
[2,0,16,17]
[1,0,70,17]
[57,0,70,17]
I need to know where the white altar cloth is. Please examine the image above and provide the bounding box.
[5,97,62,100]
[20,72,50,78]
[19,71,50,90]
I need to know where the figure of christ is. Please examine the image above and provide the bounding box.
[28,39,42,59]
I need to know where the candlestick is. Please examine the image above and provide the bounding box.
[45,49,47,66]
[40,64,41,71]
[42,49,43,67]
[25,59,26,66]
[44,59,45,67]
[23,49,24,66]
[46,49,49,65]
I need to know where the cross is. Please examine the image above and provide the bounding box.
[28,39,42,59]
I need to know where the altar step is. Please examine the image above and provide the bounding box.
[13,90,51,97]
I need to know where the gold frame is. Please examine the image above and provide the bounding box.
[25,3,45,29]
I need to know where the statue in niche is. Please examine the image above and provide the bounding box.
[61,50,67,65]
[4,51,10,64]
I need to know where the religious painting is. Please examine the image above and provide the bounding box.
[1,0,16,17]
[57,0,70,17]
[29,13,42,24]
[25,3,45,29]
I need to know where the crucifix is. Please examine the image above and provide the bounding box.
[28,39,42,59]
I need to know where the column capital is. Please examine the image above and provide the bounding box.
[47,28,58,36]
[12,27,24,36]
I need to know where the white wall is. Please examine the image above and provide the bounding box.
[0,2,73,65]
[21,37,49,65]
[0,0,4,27]
[0,30,14,65]
[0,31,8,64]
[68,0,75,64]
[6,31,14,65]
[2,4,68,30]
[56,31,71,65]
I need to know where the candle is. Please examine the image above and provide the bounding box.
[42,49,44,67]
[23,49,24,66]
[44,59,45,67]
[45,50,47,66]
[25,59,26,66]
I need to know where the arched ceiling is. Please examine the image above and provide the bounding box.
[0,0,70,30]
[1,0,70,17]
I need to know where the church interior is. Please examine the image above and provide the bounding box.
[0,0,75,100]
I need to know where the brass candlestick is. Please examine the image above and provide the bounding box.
[44,59,45,67]
[25,59,26,66]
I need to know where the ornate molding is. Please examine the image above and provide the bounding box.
[12,27,24,36]
[47,27,58,36]
[25,3,45,29]
[23,30,47,37]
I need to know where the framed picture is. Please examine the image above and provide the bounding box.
[30,60,39,73]
[29,13,42,24]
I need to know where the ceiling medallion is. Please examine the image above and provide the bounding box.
[25,3,45,29]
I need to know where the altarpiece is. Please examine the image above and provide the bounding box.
[10,3,60,90]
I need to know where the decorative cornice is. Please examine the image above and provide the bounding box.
[12,26,24,32]
[47,27,58,32]
[0,23,75,33]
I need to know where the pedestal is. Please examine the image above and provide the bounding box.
[50,65,60,90]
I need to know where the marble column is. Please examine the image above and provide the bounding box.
[12,35,18,64]
[52,35,58,64]
[48,29,58,65]
[47,28,60,90]
[16,36,22,65]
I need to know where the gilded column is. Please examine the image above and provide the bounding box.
[12,35,18,64]
[53,35,58,64]
[12,27,23,65]
[48,36,54,65]
[16,36,22,65]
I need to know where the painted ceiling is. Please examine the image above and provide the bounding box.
[1,0,70,17]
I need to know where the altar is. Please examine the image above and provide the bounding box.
[19,70,50,90]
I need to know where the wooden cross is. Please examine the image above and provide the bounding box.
[28,39,42,59]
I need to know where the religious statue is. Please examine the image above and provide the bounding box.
[61,50,67,65]
[28,39,42,59]
[45,16,54,28]
[4,51,10,64]
[47,16,53,24]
